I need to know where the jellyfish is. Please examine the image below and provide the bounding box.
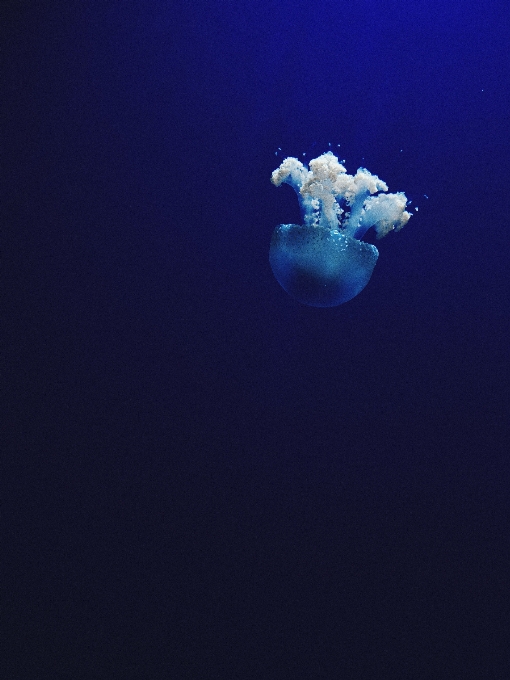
[269,152,412,306]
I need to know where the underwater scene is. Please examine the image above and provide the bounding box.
[3,0,510,677]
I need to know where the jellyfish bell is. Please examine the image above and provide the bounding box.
[269,223,378,307]
[270,152,411,307]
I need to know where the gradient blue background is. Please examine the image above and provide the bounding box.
[3,0,510,677]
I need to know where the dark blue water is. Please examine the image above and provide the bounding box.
[4,1,510,677]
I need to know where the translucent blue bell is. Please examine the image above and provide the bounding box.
[270,224,378,307]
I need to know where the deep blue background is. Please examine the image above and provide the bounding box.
[3,0,510,677]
